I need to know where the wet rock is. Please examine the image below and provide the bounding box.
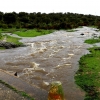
[80,33,84,35]
[0,41,17,49]
[14,72,17,76]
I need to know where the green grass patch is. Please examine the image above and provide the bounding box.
[6,35,23,46]
[0,28,54,38]
[85,38,100,44]
[0,80,34,100]
[13,29,54,37]
[0,28,24,46]
[0,28,54,49]
[75,47,100,100]
[0,35,23,46]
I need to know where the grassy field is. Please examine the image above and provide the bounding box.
[75,39,100,100]
[13,29,54,37]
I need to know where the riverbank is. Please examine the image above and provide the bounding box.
[0,82,29,100]
[75,38,100,99]
[0,29,54,49]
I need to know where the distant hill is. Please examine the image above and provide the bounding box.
[0,12,100,29]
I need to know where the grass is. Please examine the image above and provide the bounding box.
[0,35,23,46]
[85,38,100,44]
[0,28,54,38]
[13,29,54,37]
[0,34,23,50]
[6,35,23,46]
[0,80,34,100]
[0,28,54,49]
[0,28,24,47]
[75,42,100,99]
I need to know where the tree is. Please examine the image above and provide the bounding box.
[3,12,17,24]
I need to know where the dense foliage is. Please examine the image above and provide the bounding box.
[0,12,100,29]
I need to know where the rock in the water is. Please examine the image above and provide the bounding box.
[0,41,17,49]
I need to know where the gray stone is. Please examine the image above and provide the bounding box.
[0,41,17,49]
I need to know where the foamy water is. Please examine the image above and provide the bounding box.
[0,27,99,100]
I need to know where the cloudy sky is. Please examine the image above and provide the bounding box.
[0,0,100,15]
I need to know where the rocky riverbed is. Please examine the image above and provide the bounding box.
[0,26,100,100]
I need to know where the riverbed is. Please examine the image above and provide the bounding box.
[0,26,99,100]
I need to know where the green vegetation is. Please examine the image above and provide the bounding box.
[0,12,100,29]
[0,80,34,100]
[6,35,22,46]
[85,38,100,44]
[0,28,23,46]
[0,28,54,49]
[13,29,54,37]
[0,35,22,46]
[75,40,100,99]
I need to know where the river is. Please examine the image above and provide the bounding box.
[0,26,99,100]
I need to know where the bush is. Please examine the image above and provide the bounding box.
[1,24,8,29]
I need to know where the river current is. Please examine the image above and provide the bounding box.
[0,27,99,100]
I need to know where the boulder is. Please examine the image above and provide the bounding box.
[0,41,17,49]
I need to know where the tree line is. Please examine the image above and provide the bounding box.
[0,11,100,29]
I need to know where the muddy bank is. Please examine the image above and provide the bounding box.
[0,26,99,100]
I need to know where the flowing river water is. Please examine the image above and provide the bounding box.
[0,27,99,100]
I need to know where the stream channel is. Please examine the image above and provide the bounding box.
[0,26,99,100]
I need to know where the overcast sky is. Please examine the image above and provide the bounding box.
[0,0,100,16]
